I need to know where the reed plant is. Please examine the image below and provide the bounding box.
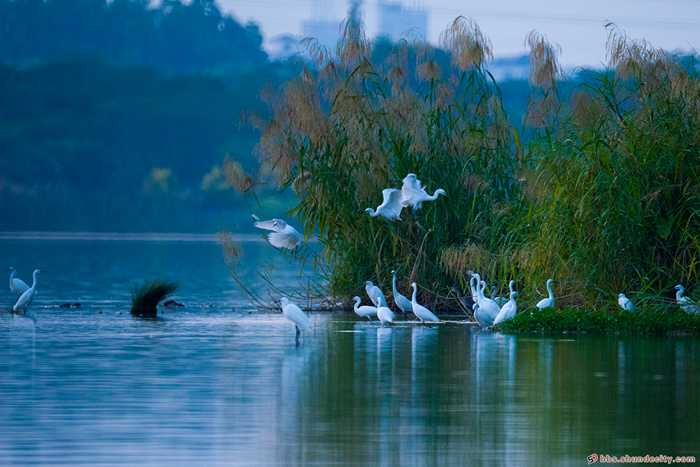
[130,278,179,314]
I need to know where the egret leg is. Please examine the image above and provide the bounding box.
[367,316,371,321]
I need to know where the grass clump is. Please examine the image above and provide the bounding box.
[496,307,700,335]
[130,278,179,315]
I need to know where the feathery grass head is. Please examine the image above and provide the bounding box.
[130,278,179,314]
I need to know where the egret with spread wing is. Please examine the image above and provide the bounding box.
[254,218,302,249]
[365,189,404,221]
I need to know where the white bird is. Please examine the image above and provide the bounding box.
[493,291,518,326]
[618,293,634,311]
[352,296,378,321]
[365,281,387,308]
[280,297,312,339]
[469,274,479,304]
[365,189,404,221]
[536,279,555,310]
[477,280,501,322]
[400,173,446,210]
[13,269,41,313]
[391,270,412,314]
[494,280,516,307]
[675,285,699,314]
[254,218,302,249]
[8,267,29,296]
[410,283,439,323]
[377,298,395,325]
[473,302,493,328]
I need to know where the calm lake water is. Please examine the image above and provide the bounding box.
[1,235,699,466]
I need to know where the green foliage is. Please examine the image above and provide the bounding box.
[130,278,179,314]
[497,306,700,335]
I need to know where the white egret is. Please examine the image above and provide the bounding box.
[13,269,41,313]
[477,280,501,322]
[410,283,439,323]
[280,297,312,340]
[675,285,699,314]
[8,267,29,296]
[253,218,302,249]
[365,281,387,307]
[377,298,395,326]
[493,291,518,326]
[618,294,634,312]
[391,270,412,314]
[493,280,516,307]
[400,173,446,210]
[352,296,378,321]
[469,274,479,304]
[365,189,404,221]
[536,279,555,310]
[473,302,493,329]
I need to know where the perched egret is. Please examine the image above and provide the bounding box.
[400,173,446,210]
[391,270,412,314]
[8,267,29,296]
[365,281,387,307]
[473,302,493,329]
[536,279,555,310]
[675,285,699,314]
[477,280,501,322]
[618,294,634,311]
[352,296,378,321]
[377,298,395,326]
[493,291,518,326]
[13,269,41,313]
[280,297,312,340]
[365,189,404,221]
[410,283,439,323]
[254,218,302,249]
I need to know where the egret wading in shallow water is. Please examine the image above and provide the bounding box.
[365,281,387,308]
[352,296,378,321]
[377,298,395,326]
[8,267,29,296]
[675,285,699,314]
[536,279,555,310]
[473,302,493,329]
[280,297,312,341]
[400,173,446,210]
[493,291,518,326]
[13,269,42,313]
[391,270,412,314]
[365,189,404,221]
[253,217,302,250]
[410,283,439,323]
[618,294,634,311]
[477,280,501,322]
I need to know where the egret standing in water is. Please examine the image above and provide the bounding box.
[280,297,312,342]
[410,283,439,323]
[536,279,555,310]
[473,302,493,329]
[365,189,404,221]
[674,285,699,314]
[477,280,501,322]
[493,291,518,326]
[391,270,412,314]
[352,296,378,321]
[377,298,395,326]
[8,267,29,296]
[400,173,446,210]
[253,217,302,250]
[365,281,387,308]
[13,269,42,313]
[618,294,634,311]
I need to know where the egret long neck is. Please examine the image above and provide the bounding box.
[677,289,684,301]
[392,273,398,295]
[411,285,417,304]
[30,271,38,290]
[547,281,554,299]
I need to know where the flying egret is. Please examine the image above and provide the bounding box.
[400,173,446,210]
[365,281,387,308]
[618,294,634,311]
[391,270,412,314]
[477,280,501,322]
[8,267,29,296]
[352,296,378,321]
[377,298,395,326]
[473,302,493,329]
[675,285,699,314]
[493,291,518,326]
[410,283,439,323]
[365,189,404,221]
[280,297,312,340]
[536,279,555,310]
[13,269,41,313]
[253,218,302,249]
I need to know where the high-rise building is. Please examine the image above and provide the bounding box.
[377,1,428,42]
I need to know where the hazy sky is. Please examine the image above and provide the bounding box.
[217,0,699,68]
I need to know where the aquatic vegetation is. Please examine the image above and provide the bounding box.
[130,278,179,315]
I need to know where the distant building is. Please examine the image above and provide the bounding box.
[486,55,529,82]
[377,1,428,42]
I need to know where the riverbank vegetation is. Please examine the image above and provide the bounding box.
[234,17,700,313]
